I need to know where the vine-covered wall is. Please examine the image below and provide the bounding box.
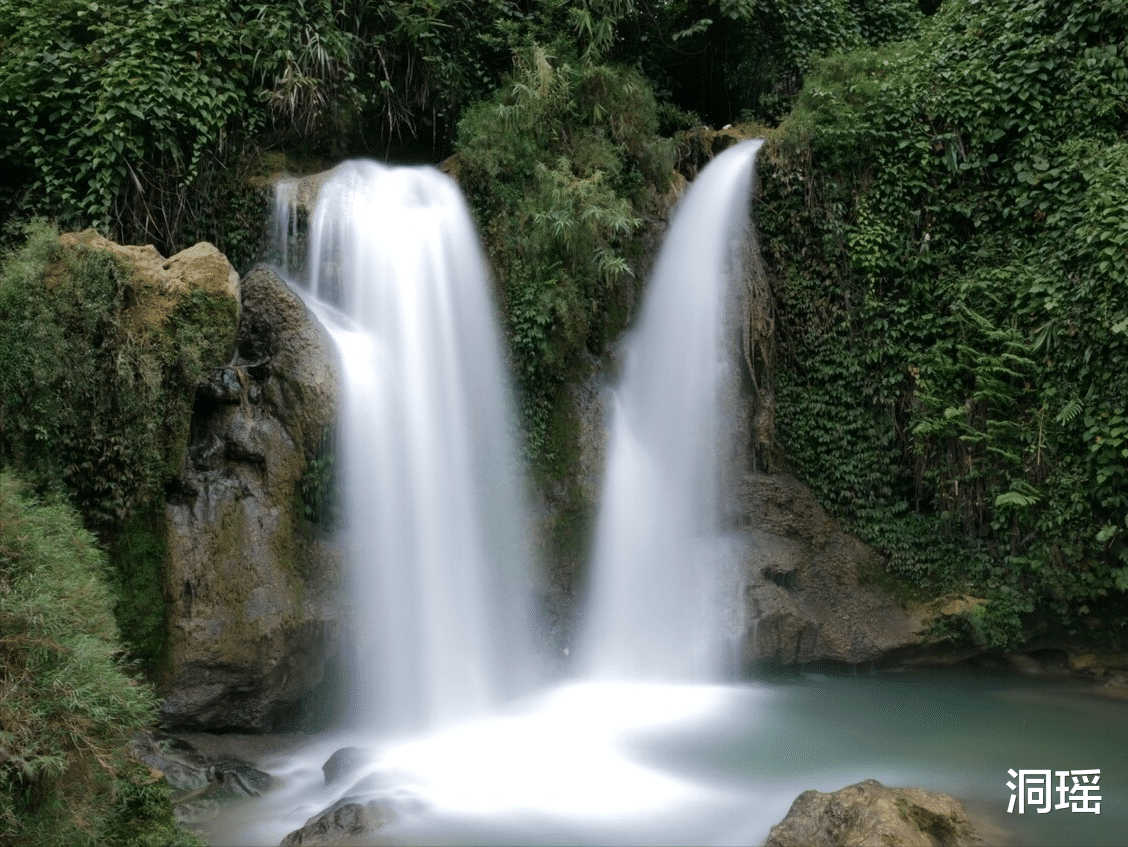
[759,0,1128,647]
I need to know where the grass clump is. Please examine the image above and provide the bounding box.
[0,472,202,847]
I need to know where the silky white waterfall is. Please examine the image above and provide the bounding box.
[275,160,535,734]
[578,139,763,681]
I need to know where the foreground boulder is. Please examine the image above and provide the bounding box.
[161,266,344,731]
[281,798,392,846]
[132,730,276,827]
[764,779,982,847]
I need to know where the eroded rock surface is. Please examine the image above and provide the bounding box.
[740,473,936,668]
[280,798,392,846]
[131,730,277,827]
[764,778,983,847]
[161,266,344,731]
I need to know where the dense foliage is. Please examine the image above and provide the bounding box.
[0,0,928,261]
[610,0,925,126]
[456,45,676,466]
[759,0,1128,646]
[0,222,237,668]
[0,473,202,847]
[0,0,595,260]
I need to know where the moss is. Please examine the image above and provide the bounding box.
[0,221,239,670]
[107,503,171,677]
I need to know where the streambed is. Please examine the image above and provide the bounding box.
[206,668,1125,846]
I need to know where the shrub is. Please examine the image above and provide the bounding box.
[456,45,674,468]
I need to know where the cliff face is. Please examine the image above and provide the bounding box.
[161,266,345,731]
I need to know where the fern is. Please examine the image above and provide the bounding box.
[1055,398,1083,425]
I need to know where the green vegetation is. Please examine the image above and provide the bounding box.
[0,0,1123,732]
[0,472,203,847]
[759,0,1128,646]
[456,45,675,467]
[299,424,339,529]
[0,221,237,667]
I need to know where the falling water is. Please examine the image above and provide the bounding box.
[273,160,534,733]
[578,140,763,681]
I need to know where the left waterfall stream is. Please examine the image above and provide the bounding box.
[269,159,540,736]
[205,160,544,844]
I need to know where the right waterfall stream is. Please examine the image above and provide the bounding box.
[578,139,763,682]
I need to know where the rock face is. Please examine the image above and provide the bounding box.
[58,230,241,329]
[739,473,935,668]
[280,798,391,846]
[764,779,983,847]
[161,266,344,731]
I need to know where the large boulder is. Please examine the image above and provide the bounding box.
[739,473,939,668]
[764,779,983,847]
[161,266,344,731]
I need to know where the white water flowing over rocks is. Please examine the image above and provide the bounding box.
[220,147,773,845]
[274,160,537,734]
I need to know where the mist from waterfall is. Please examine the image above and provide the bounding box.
[272,160,536,734]
[577,139,763,681]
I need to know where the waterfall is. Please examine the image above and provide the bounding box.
[578,140,763,681]
[273,160,535,733]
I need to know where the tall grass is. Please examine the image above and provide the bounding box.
[0,472,201,847]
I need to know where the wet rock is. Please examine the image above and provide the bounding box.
[764,778,982,847]
[199,366,244,403]
[323,746,368,786]
[739,473,936,668]
[131,730,277,826]
[161,266,345,731]
[280,797,392,846]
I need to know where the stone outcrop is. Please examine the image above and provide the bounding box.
[764,779,983,847]
[281,798,392,846]
[161,266,344,731]
[739,472,937,668]
[131,730,277,827]
[58,229,240,331]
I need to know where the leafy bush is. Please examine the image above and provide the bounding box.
[456,45,675,467]
[0,472,202,847]
[760,0,1128,646]
[0,0,257,228]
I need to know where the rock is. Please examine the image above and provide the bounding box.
[280,797,392,846]
[764,779,982,847]
[131,730,277,826]
[59,229,240,331]
[160,266,345,731]
[740,473,939,668]
[675,124,762,180]
[322,746,368,786]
